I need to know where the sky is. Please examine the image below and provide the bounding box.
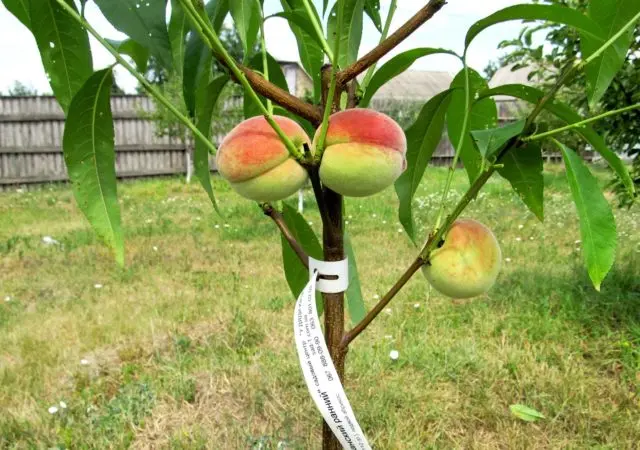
[0,0,525,94]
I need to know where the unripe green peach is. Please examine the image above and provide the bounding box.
[315,109,407,197]
[216,116,309,202]
[423,219,502,299]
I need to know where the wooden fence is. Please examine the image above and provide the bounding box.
[0,95,458,189]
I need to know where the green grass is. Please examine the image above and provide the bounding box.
[0,167,638,449]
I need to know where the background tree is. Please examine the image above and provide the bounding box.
[485,0,640,205]
[4,81,39,96]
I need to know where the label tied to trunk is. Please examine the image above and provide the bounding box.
[293,262,371,450]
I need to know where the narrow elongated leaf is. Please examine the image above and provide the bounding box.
[63,69,124,266]
[361,48,459,107]
[323,0,329,15]
[268,11,326,50]
[395,90,453,241]
[364,0,381,31]
[327,0,365,69]
[280,203,324,314]
[280,0,323,102]
[581,0,640,106]
[169,0,189,77]
[465,4,604,50]
[229,0,260,59]
[344,233,366,324]
[244,52,289,118]
[183,0,229,117]
[498,142,544,221]
[106,38,150,73]
[447,68,498,183]
[94,0,172,71]
[195,75,228,213]
[479,84,634,195]
[509,404,545,422]
[29,0,93,113]
[556,142,616,291]
[471,119,525,159]
[2,0,30,28]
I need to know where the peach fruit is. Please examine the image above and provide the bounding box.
[315,109,407,197]
[423,219,502,299]
[216,116,309,202]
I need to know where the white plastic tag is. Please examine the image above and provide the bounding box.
[293,270,371,450]
[309,257,349,294]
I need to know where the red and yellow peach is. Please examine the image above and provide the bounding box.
[315,109,407,197]
[423,219,502,299]
[216,116,309,202]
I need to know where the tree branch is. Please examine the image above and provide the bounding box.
[336,0,447,86]
[262,203,309,268]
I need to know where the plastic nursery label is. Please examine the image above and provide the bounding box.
[293,270,371,450]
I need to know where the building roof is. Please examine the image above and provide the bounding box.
[369,70,453,102]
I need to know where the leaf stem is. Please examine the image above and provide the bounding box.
[583,10,640,66]
[52,0,217,155]
[256,0,272,114]
[434,57,469,229]
[361,0,397,90]
[314,0,345,162]
[178,0,304,160]
[301,0,334,61]
[526,101,640,141]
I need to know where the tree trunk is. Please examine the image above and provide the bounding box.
[321,187,346,450]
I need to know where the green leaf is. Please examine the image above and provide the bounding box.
[29,0,93,113]
[229,0,260,59]
[581,0,640,106]
[94,0,173,71]
[280,203,324,314]
[509,404,545,422]
[267,11,327,51]
[280,0,323,102]
[106,38,150,73]
[364,0,382,32]
[244,52,289,118]
[344,232,366,325]
[471,119,525,160]
[183,0,229,117]
[327,0,365,69]
[556,141,616,291]
[2,0,30,28]
[168,0,189,77]
[465,4,604,50]
[479,84,635,196]
[395,90,453,241]
[195,75,228,213]
[447,68,498,184]
[498,142,544,221]
[360,48,459,108]
[62,68,124,266]
[323,0,329,15]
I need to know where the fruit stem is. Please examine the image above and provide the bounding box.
[178,0,304,160]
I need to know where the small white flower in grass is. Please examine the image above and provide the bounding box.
[413,303,420,309]
[195,217,201,221]
[574,240,581,245]
[397,228,402,233]
[372,214,377,218]
[48,406,58,414]
[345,221,349,225]
[382,220,387,224]
[348,215,353,219]
[385,308,392,315]
[145,219,152,224]
[214,224,220,229]
[59,401,67,409]
[80,359,89,366]
[308,221,313,225]
[518,224,524,230]
[94,284,103,289]
[152,246,158,252]
[373,294,380,300]
[389,350,399,361]
[224,224,230,228]
[4,296,11,302]
[42,236,59,245]
[505,257,512,263]
[515,237,522,242]
[384,335,393,339]
[529,237,534,241]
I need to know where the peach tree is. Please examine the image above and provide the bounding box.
[4,0,638,447]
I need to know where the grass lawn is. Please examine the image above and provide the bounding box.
[0,166,638,449]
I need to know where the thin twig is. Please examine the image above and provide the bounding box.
[336,0,447,86]
[262,204,309,268]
